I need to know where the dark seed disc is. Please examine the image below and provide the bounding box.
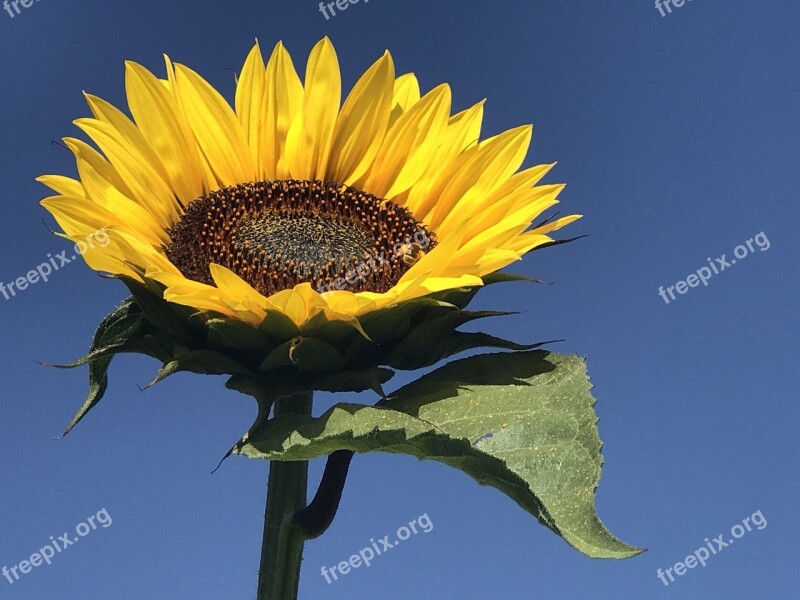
[165,180,436,296]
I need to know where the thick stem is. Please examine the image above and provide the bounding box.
[256,392,313,600]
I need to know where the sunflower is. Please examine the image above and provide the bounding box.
[39,40,640,590]
[38,37,578,329]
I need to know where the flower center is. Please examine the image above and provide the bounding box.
[165,180,435,296]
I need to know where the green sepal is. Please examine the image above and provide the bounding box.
[390,331,548,370]
[380,310,516,370]
[47,333,169,369]
[120,277,201,342]
[429,271,549,309]
[259,309,301,344]
[145,349,252,388]
[260,337,346,372]
[357,297,452,343]
[206,318,274,365]
[481,271,550,285]
[59,269,559,435]
[58,298,152,436]
[299,312,370,346]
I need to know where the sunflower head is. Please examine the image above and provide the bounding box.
[41,38,579,417]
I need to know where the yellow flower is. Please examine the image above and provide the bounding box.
[38,37,579,328]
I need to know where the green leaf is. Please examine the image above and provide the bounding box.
[309,367,393,395]
[237,351,642,559]
[227,368,394,429]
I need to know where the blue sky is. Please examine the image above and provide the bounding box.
[1,0,798,598]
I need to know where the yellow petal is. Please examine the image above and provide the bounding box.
[54,227,143,278]
[62,137,132,199]
[209,263,269,313]
[425,274,484,292]
[474,248,525,275]
[327,51,395,184]
[78,245,140,278]
[458,191,567,254]
[530,214,582,236]
[432,125,532,232]
[106,227,162,264]
[41,195,115,239]
[398,218,468,283]
[62,140,168,245]
[83,93,178,197]
[363,84,451,198]
[262,42,304,180]
[388,74,420,127]
[235,42,266,173]
[284,37,341,180]
[162,55,221,192]
[462,164,556,239]
[162,283,241,320]
[503,183,564,216]
[507,233,555,255]
[173,64,256,186]
[36,175,84,198]
[318,289,370,315]
[266,289,310,325]
[405,100,485,218]
[74,118,179,225]
[125,61,206,202]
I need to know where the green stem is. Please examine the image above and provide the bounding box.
[256,392,313,600]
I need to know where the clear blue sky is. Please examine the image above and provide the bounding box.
[1,0,798,598]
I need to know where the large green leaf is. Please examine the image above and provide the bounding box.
[236,350,642,559]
